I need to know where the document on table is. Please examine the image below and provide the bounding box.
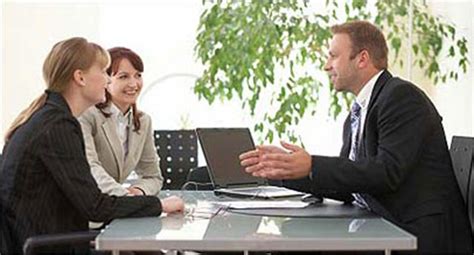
[212,200,309,210]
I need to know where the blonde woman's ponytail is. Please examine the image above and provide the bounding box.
[4,37,109,142]
[4,93,48,141]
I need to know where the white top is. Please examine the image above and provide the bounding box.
[352,70,384,146]
[109,103,132,159]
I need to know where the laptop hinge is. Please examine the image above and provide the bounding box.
[222,182,260,189]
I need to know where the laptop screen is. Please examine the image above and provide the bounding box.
[196,128,266,188]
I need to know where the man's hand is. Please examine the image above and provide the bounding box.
[239,145,286,173]
[241,141,312,180]
[161,196,185,214]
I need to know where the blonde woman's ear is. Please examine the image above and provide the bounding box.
[73,69,86,86]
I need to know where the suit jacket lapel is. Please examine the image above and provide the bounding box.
[340,115,352,158]
[358,70,392,159]
[101,119,124,179]
[366,70,392,114]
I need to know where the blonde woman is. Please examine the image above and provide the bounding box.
[79,47,163,196]
[0,38,183,254]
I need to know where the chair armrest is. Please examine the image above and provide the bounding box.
[23,230,99,255]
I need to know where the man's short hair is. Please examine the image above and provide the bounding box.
[331,20,388,70]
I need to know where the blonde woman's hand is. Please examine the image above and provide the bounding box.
[127,187,145,196]
[161,196,185,214]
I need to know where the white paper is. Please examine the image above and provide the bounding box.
[212,200,309,209]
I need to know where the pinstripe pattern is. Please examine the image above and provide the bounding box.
[0,91,162,254]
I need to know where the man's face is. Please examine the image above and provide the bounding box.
[324,33,359,93]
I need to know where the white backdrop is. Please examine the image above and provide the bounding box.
[2,0,473,164]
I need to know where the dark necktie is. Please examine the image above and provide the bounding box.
[349,102,369,208]
[349,102,361,161]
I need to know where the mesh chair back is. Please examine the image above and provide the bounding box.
[154,130,197,189]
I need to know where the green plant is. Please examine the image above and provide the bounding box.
[194,0,469,143]
[372,0,469,83]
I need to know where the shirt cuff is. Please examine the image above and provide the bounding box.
[309,156,316,180]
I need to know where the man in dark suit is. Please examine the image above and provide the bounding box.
[240,21,472,254]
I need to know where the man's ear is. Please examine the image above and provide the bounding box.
[357,50,370,68]
[73,69,86,86]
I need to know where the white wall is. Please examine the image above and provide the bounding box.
[2,0,473,157]
[2,2,102,148]
[428,0,474,142]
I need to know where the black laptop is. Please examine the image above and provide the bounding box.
[196,128,303,199]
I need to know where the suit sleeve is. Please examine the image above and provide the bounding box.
[312,82,434,194]
[78,112,129,196]
[41,117,162,221]
[132,115,164,195]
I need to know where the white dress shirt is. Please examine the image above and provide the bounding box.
[351,70,384,151]
[109,103,132,159]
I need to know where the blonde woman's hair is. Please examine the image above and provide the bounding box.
[5,37,110,141]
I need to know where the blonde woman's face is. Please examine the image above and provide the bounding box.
[82,61,110,105]
[107,58,143,113]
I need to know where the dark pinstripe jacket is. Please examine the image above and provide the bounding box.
[0,91,162,254]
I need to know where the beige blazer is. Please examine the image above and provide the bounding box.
[78,106,163,196]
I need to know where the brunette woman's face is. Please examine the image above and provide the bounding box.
[107,58,143,113]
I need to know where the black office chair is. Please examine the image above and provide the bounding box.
[22,231,99,255]
[185,166,214,190]
[449,136,474,237]
[154,130,198,190]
